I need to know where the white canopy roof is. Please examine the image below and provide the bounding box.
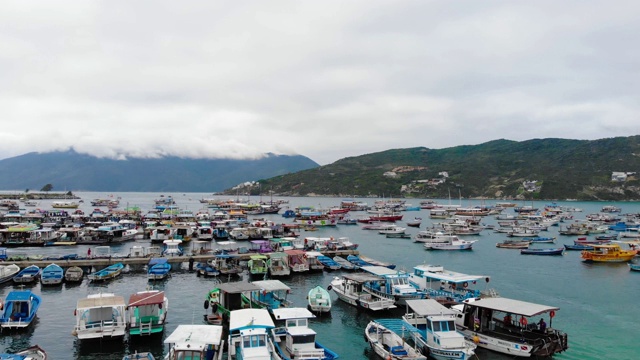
[467,297,559,317]
[272,307,315,320]
[229,309,275,331]
[164,325,223,349]
[361,265,398,276]
[251,279,291,292]
[413,264,487,283]
[405,299,456,317]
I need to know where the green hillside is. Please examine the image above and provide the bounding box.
[237,136,640,200]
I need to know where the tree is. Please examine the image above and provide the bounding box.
[41,184,53,192]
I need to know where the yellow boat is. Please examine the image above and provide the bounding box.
[581,244,638,262]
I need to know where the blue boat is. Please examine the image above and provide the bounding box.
[520,248,564,255]
[522,237,556,243]
[196,262,220,277]
[282,209,296,218]
[147,258,171,280]
[629,263,640,272]
[0,290,42,329]
[12,265,41,284]
[346,255,371,267]
[564,244,594,251]
[40,263,63,285]
[87,262,124,282]
[317,255,341,270]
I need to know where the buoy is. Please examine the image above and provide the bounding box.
[462,282,469,288]
[327,285,332,291]
[485,277,490,283]
[520,317,528,326]
[550,310,556,318]
[473,335,480,344]
[72,329,78,336]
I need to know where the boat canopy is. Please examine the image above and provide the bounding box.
[341,273,383,283]
[77,294,125,308]
[361,265,398,276]
[5,290,37,302]
[217,282,261,294]
[251,280,290,292]
[413,264,487,283]
[148,258,168,266]
[128,291,165,307]
[272,307,315,320]
[229,309,275,331]
[405,299,456,317]
[164,324,223,350]
[304,251,323,258]
[467,297,559,317]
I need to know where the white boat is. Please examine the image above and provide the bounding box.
[364,320,427,360]
[307,285,332,314]
[360,266,427,306]
[64,266,84,283]
[423,234,476,250]
[267,252,291,277]
[408,264,496,304]
[0,345,47,360]
[0,264,21,284]
[162,239,184,256]
[329,274,396,311]
[127,290,168,337]
[451,297,568,357]
[72,293,127,341]
[271,308,339,360]
[164,324,224,360]
[402,299,476,360]
[227,308,278,360]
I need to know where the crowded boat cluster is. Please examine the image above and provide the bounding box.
[1,193,639,359]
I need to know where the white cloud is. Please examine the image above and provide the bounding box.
[1,0,639,165]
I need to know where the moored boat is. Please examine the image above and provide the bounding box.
[307,285,332,314]
[332,256,357,270]
[0,345,47,360]
[64,266,84,283]
[271,307,339,359]
[227,308,278,360]
[164,324,223,360]
[0,290,42,329]
[451,297,569,357]
[629,263,640,271]
[87,263,124,282]
[564,244,594,251]
[317,255,341,270]
[364,319,427,360]
[12,265,41,284]
[0,263,21,284]
[520,248,564,256]
[40,263,63,286]
[122,352,154,360]
[72,293,127,341]
[329,273,396,311]
[127,290,168,337]
[147,258,171,280]
[496,240,530,249]
[581,244,637,262]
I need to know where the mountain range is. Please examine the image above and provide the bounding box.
[240,136,640,201]
[0,150,319,192]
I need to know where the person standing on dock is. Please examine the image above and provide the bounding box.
[87,248,92,258]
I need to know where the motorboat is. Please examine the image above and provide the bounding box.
[271,308,339,359]
[364,319,426,360]
[581,243,637,262]
[227,308,278,360]
[0,290,42,329]
[329,274,396,311]
[164,325,224,360]
[127,290,168,337]
[407,264,496,304]
[0,345,47,360]
[307,285,332,314]
[72,293,127,341]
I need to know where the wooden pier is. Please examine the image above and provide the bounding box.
[8,249,360,269]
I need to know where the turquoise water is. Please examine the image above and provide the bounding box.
[0,193,637,359]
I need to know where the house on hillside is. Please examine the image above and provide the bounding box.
[611,172,634,182]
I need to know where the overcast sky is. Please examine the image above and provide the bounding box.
[1,1,638,165]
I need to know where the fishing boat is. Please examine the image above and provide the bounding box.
[122,351,155,360]
[361,266,427,306]
[87,263,124,282]
[40,263,63,286]
[564,243,594,251]
[64,266,84,283]
[451,297,569,357]
[209,254,243,276]
[12,265,41,284]
[248,254,269,278]
[332,256,357,270]
[164,324,224,360]
[250,279,292,311]
[0,264,21,284]
[195,261,220,277]
[317,255,341,270]
[72,293,127,341]
[423,236,476,250]
[629,263,640,271]
[203,282,261,325]
[496,240,530,249]
[307,285,332,314]
[267,252,291,277]
[406,218,422,227]
[402,299,476,360]
[520,248,564,256]
[359,255,396,269]
[364,319,427,360]
[0,345,47,360]
[329,273,396,311]
[127,290,168,337]
[147,258,171,280]
[271,308,339,359]
[227,308,278,360]
[581,244,638,262]
[0,290,42,329]
[522,236,556,243]
[407,264,496,304]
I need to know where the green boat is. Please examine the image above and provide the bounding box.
[127,290,168,336]
[203,282,262,325]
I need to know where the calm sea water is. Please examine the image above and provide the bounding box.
[0,192,637,360]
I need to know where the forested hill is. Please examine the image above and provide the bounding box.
[244,136,640,200]
[0,150,319,192]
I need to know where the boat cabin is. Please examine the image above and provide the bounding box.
[271,308,326,359]
[251,280,292,310]
[228,309,275,360]
[164,324,223,360]
[408,264,492,303]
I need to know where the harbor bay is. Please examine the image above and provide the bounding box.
[0,192,637,360]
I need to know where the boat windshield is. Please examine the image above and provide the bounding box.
[292,334,316,344]
[428,320,456,332]
[243,334,267,348]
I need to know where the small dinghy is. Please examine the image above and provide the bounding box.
[520,248,564,256]
[307,285,332,314]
